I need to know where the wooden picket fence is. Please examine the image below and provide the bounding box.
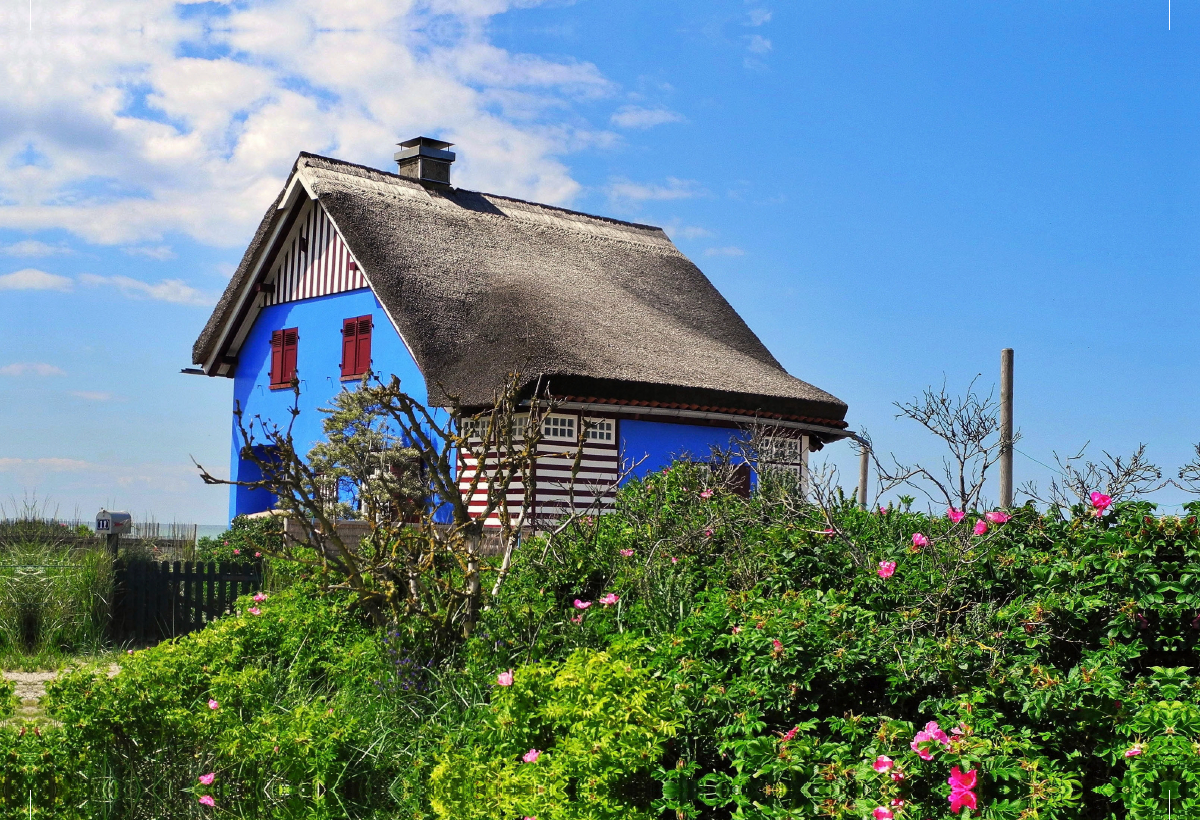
[112,560,262,645]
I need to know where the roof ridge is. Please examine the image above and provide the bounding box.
[297,152,666,234]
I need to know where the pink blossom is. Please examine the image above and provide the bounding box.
[879,505,890,515]
[599,593,620,606]
[973,519,988,536]
[248,607,261,616]
[780,726,798,742]
[233,549,240,555]
[619,549,634,557]
[199,795,215,807]
[522,748,541,763]
[573,599,591,610]
[255,551,262,557]
[951,722,969,736]
[1124,744,1144,758]
[912,532,929,548]
[731,626,741,634]
[1091,491,1113,513]
[985,511,1011,524]
[877,561,896,579]
[700,489,714,499]
[910,721,951,760]
[772,639,784,656]
[890,770,906,781]
[207,699,219,710]
[873,755,894,772]
[496,670,514,687]
[570,615,583,624]
[890,798,905,808]
[704,529,714,537]
[198,773,215,785]
[671,557,679,564]
[872,808,894,820]
[253,593,267,603]
[822,527,835,536]
[948,766,978,813]
[947,508,965,523]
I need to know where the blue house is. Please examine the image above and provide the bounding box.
[191,137,852,525]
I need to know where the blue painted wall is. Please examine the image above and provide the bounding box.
[619,419,750,479]
[229,289,427,520]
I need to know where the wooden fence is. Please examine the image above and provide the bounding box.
[112,560,262,645]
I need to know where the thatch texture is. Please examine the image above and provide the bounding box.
[194,154,848,425]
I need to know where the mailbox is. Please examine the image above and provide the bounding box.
[96,510,132,536]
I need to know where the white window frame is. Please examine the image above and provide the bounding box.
[583,417,615,444]
[541,413,577,441]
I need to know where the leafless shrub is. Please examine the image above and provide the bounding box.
[1019,443,1166,509]
[1175,443,1200,495]
[874,377,1017,511]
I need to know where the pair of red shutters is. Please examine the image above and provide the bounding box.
[269,316,372,388]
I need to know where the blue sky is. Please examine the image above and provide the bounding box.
[0,0,1195,523]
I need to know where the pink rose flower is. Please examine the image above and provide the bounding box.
[910,720,951,760]
[599,593,619,606]
[731,626,741,634]
[973,519,988,536]
[879,505,890,515]
[912,532,929,548]
[199,795,215,807]
[198,773,215,785]
[522,748,541,763]
[700,489,714,499]
[671,556,679,564]
[248,607,261,616]
[877,561,896,579]
[233,549,240,555]
[890,770,906,781]
[496,670,514,686]
[873,755,894,772]
[207,699,219,710]
[948,766,978,813]
[822,527,835,536]
[570,615,583,624]
[255,551,262,557]
[573,599,591,610]
[780,726,798,742]
[947,508,965,523]
[772,639,784,656]
[872,808,894,820]
[253,593,267,603]
[985,511,1011,524]
[1124,744,1144,758]
[704,528,714,537]
[1091,491,1113,513]
[619,549,634,557]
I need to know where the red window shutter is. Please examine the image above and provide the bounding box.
[340,318,357,379]
[355,316,372,376]
[281,328,298,383]
[269,330,284,386]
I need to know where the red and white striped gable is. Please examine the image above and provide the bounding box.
[263,201,366,305]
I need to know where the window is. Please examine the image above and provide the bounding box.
[460,415,529,441]
[584,418,615,444]
[542,414,577,441]
[269,328,298,388]
[760,436,802,464]
[341,315,373,379]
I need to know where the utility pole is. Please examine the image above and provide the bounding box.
[857,440,870,508]
[999,348,1014,508]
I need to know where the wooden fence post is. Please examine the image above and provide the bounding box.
[999,348,1014,508]
[857,443,870,508]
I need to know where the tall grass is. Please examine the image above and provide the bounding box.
[0,517,113,668]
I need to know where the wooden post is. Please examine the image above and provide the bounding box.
[800,435,811,497]
[999,348,1014,508]
[857,442,870,507]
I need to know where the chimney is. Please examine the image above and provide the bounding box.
[394,136,455,188]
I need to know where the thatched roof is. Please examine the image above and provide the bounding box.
[193,153,848,428]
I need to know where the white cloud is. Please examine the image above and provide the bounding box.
[610,106,684,129]
[746,9,772,26]
[676,226,714,239]
[70,391,116,401]
[0,0,610,246]
[3,240,73,257]
[78,274,212,307]
[123,245,176,260]
[0,268,74,291]
[0,457,93,472]
[747,35,772,54]
[0,362,67,376]
[705,246,746,257]
[608,177,703,202]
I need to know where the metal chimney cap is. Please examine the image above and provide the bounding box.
[398,136,453,150]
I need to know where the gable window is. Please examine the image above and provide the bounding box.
[269,328,298,388]
[341,315,373,379]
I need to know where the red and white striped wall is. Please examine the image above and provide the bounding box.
[264,201,366,305]
[457,414,620,529]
